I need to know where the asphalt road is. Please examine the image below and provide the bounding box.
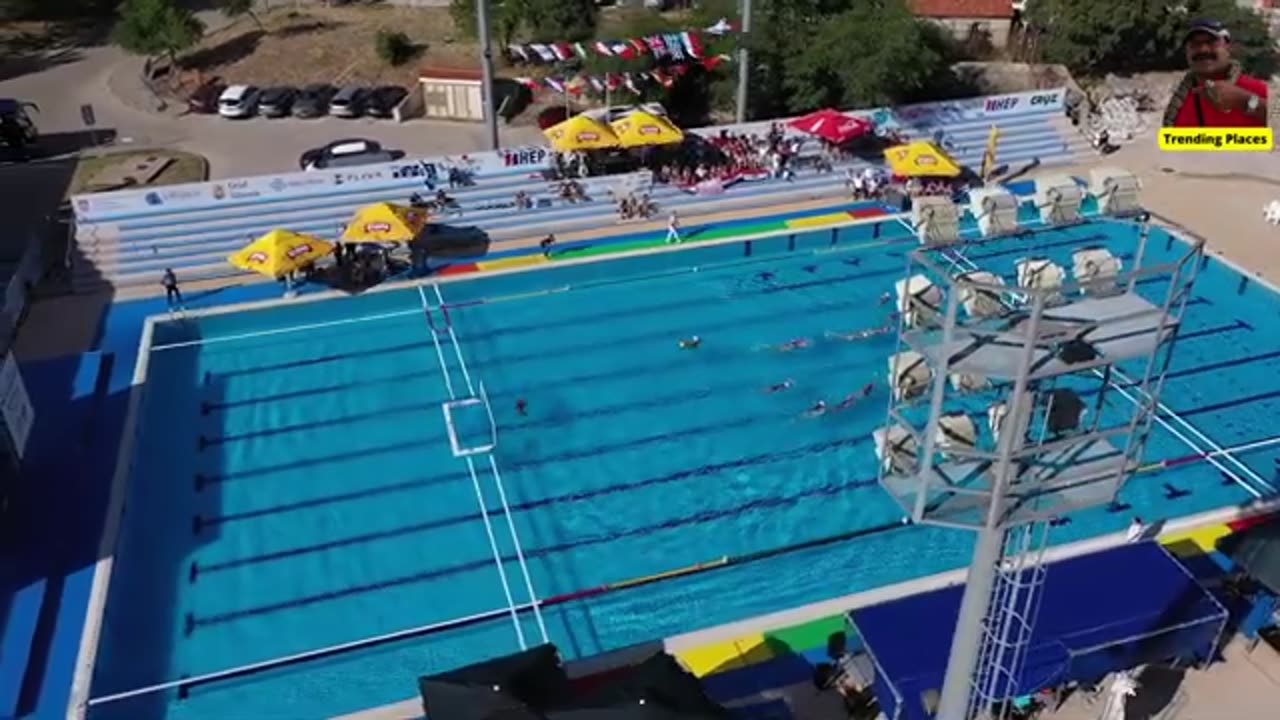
[0,44,541,181]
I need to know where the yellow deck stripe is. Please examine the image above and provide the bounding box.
[477,254,548,271]
[784,212,853,229]
[674,633,773,677]
[1159,523,1231,555]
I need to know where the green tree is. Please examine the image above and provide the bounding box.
[1025,0,1275,76]
[220,0,264,32]
[741,0,961,117]
[784,2,952,110]
[450,0,597,44]
[112,0,203,60]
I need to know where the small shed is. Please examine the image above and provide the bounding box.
[418,67,485,122]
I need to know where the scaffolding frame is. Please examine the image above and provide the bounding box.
[875,211,1204,720]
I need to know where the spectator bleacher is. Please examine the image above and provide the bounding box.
[70,89,1090,294]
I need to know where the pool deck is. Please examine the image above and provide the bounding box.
[333,500,1280,720]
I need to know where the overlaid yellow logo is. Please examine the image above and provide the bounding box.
[1158,128,1273,152]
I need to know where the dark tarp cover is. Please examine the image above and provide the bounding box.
[565,653,730,719]
[1218,514,1280,595]
[419,644,571,718]
[848,541,1226,720]
[418,681,544,720]
[545,705,710,720]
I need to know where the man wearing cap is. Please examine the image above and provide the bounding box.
[1162,19,1268,128]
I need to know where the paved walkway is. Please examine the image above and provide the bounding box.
[1054,136,1280,286]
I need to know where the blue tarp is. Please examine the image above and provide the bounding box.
[848,542,1226,720]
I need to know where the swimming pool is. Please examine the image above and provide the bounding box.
[86,212,1280,720]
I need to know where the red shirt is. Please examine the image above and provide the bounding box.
[1170,74,1268,127]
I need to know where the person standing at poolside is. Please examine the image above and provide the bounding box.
[666,211,682,244]
[162,268,183,310]
[540,234,556,258]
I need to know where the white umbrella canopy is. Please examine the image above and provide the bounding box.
[1098,669,1141,720]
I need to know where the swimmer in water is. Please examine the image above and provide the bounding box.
[777,337,811,352]
[836,393,860,411]
[763,379,794,393]
[802,400,828,418]
[679,335,702,349]
[515,398,528,416]
[827,325,892,342]
[878,291,892,305]
[860,382,875,397]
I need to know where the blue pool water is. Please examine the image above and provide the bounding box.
[91,215,1280,720]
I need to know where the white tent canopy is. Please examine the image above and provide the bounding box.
[1072,246,1123,294]
[873,424,917,474]
[1016,257,1065,291]
[958,270,1006,318]
[894,275,942,328]
[888,349,931,401]
[936,412,977,451]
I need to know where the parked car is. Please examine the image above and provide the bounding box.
[187,78,226,114]
[217,85,259,119]
[293,84,335,119]
[257,86,297,118]
[299,138,403,171]
[366,85,409,119]
[328,85,368,118]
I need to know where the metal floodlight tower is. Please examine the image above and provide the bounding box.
[874,195,1203,720]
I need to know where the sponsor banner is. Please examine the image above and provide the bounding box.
[72,146,554,222]
[0,352,34,459]
[691,89,1066,141]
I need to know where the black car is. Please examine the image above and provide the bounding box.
[365,85,409,119]
[257,86,297,118]
[299,139,403,171]
[293,84,336,119]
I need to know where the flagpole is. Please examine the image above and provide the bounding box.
[735,0,752,123]
[476,0,500,150]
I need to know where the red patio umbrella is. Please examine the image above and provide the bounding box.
[787,108,872,144]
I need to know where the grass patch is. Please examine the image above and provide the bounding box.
[67,150,208,196]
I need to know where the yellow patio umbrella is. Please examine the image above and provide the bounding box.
[883,140,963,178]
[543,114,620,151]
[610,110,683,147]
[228,229,333,278]
[341,202,430,243]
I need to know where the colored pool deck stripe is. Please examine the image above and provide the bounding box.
[675,511,1278,691]
[438,204,892,274]
[476,254,548,272]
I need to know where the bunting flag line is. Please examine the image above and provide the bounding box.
[505,18,732,66]
[513,57,732,98]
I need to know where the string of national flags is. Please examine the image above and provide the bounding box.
[504,18,736,66]
[509,18,737,96]
[515,55,732,96]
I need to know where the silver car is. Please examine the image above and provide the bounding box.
[328,86,367,118]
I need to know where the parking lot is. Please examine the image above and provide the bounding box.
[0,41,543,179]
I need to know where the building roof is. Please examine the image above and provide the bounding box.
[908,0,1015,19]
[419,66,484,82]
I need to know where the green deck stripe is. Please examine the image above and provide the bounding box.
[552,218,796,262]
[555,238,663,259]
[762,614,847,653]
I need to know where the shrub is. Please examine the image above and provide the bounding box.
[375,30,415,67]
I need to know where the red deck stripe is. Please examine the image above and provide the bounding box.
[436,263,479,276]
[849,207,888,219]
